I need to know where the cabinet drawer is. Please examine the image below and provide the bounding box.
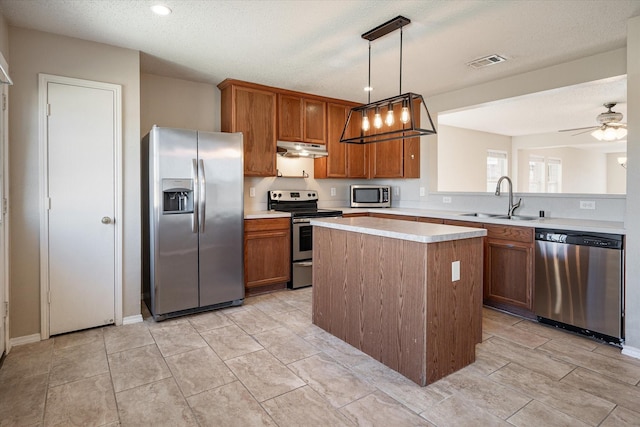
[443,219,483,228]
[417,217,444,224]
[484,224,533,243]
[245,218,290,232]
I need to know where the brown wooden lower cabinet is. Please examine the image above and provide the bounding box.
[483,224,535,318]
[244,218,290,293]
[342,212,368,218]
[417,216,444,224]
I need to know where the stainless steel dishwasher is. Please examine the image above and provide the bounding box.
[534,228,624,344]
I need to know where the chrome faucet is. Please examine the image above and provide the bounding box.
[495,176,521,216]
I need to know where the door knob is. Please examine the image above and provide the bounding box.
[101,216,112,224]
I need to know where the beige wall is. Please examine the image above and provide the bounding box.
[606,152,627,194]
[0,13,8,56]
[140,73,219,136]
[8,27,141,338]
[437,125,511,192]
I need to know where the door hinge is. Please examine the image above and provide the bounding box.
[2,198,6,215]
[2,93,6,112]
[46,103,51,117]
[3,301,7,318]
[48,291,51,304]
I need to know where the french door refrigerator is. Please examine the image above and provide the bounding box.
[142,126,244,320]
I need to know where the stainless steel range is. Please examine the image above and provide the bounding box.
[268,190,342,289]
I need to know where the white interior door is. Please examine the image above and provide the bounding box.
[43,78,119,336]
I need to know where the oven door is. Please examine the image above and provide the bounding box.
[292,218,312,261]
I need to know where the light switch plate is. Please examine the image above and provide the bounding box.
[330,187,336,196]
[419,187,425,197]
[249,187,256,198]
[394,186,400,196]
[452,261,460,282]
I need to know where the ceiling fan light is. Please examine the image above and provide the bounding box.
[616,127,627,139]
[591,128,604,141]
[602,127,618,141]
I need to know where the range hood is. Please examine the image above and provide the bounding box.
[276,141,328,158]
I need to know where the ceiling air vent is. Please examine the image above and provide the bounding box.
[467,54,507,69]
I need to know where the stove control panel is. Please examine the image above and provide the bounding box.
[269,190,318,202]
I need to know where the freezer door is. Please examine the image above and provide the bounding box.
[197,131,244,306]
[150,127,200,315]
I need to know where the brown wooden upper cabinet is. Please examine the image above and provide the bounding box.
[277,94,326,144]
[315,103,368,179]
[369,100,421,178]
[218,80,277,177]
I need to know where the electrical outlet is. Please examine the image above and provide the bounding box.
[419,187,425,197]
[394,186,400,196]
[249,187,256,198]
[330,187,336,197]
[452,261,460,282]
[443,196,452,204]
[580,200,596,210]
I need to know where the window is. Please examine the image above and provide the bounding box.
[529,155,562,193]
[546,158,562,193]
[528,155,545,192]
[487,150,508,192]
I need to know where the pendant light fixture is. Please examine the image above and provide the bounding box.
[340,16,436,144]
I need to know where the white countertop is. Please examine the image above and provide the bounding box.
[339,207,625,235]
[310,216,487,244]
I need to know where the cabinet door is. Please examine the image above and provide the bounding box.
[244,220,291,289]
[484,238,534,312]
[304,99,326,143]
[234,87,277,176]
[346,110,370,178]
[278,94,303,142]
[371,139,404,178]
[325,103,348,177]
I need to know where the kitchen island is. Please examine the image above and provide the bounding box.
[310,216,487,386]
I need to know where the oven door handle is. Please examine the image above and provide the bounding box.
[292,218,311,224]
[296,261,313,267]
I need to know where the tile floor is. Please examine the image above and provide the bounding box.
[1,287,640,426]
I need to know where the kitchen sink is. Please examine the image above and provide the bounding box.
[494,215,538,221]
[457,212,503,218]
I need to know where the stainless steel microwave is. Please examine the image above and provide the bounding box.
[350,185,391,208]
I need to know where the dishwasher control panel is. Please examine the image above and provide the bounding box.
[535,229,623,249]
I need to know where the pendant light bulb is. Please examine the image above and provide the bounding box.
[400,103,410,124]
[385,104,395,127]
[374,107,383,129]
[362,114,370,132]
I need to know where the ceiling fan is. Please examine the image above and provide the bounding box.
[559,102,628,141]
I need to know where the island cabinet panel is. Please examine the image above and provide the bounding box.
[312,226,483,386]
[244,218,290,293]
[483,224,534,318]
[417,216,445,224]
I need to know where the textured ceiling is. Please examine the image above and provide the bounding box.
[1,0,639,133]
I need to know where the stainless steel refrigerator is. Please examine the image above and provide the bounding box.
[142,126,244,320]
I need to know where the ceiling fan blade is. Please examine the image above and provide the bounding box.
[571,128,596,136]
[558,126,597,133]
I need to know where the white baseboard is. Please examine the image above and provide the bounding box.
[122,314,143,325]
[621,344,640,360]
[10,333,42,347]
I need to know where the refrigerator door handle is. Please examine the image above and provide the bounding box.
[199,159,206,233]
[192,158,198,233]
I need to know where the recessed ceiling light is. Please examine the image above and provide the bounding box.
[151,4,172,16]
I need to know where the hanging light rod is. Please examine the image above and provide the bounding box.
[361,15,411,41]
